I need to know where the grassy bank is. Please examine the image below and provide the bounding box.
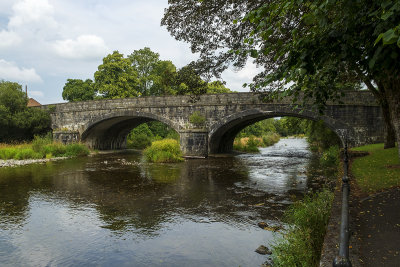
[233,133,280,153]
[0,135,89,160]
[271,189,334,267]
[144,139,184,163]
[351,143,400,193]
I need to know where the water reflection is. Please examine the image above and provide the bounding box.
[0,138,333,266]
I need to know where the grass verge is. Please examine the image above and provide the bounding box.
[351,143,400,193]
[271,189,334,267]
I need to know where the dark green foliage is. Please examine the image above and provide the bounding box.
[306,120,342,152]
[127,124,153,149]
[62,79,96,102]
[276,117,308,137]
[175,64,208,97]
[0,81,51,142]
[127,122,179,149]
[320,146,340,168]
[272,189,334,267]
[237,119,277,138]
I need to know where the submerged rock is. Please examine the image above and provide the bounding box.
[255,245,272,255]
[257,221,283,232]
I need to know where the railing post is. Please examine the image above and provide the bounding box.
[333,140,352,267]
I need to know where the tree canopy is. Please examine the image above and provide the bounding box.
[0,81,50,142]
[63,47,233,101]
[94,51,140,99]
[62,79,96,102]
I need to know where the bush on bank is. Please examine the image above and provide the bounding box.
[233,133,280,153]
[271,189,334,267]
[0,135,89,160]
[144,139,184,163]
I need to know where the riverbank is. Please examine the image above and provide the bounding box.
[233,133,280,153]
[0,157,68,168]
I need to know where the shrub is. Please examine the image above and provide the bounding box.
[144,139,184,163]
[320,145,340,168]
[189,111,206,126]
[272,189,334,267]
[0,148,18,160]
[127,133,153,149]
[32,133,53,153]
[65,143,90,157]
[233,136,260,153]
[41,143,67,157]
[262,132,280,147]
[15,148,41,160]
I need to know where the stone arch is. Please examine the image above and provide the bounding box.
[208,108,351,154]
[80,110,180,150]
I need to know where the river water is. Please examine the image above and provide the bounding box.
[0,138,331,267]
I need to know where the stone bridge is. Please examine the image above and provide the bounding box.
[44,91,384,157]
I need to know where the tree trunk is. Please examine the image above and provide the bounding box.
[381,101,396,149]
[383,78,400,161]
[367,79,396,149]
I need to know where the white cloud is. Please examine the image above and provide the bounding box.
[0,59,42,83]
[53,35,110,60]
[8,0,56,29]
[0,30,21,48]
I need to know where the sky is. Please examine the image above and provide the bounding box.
[0,0,259,104]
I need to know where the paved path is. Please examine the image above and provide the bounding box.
[352,187,400,266]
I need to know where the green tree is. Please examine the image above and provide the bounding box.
[0,81,50,142]
[94,51,140,99]
[151,60,178,96]
[162,0,400,158]
[175,64,208,97]
[62,79,96,102]
[128,47,161,96]
[207,81,232,94]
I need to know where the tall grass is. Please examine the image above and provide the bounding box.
[0,135,89,160]
[271,189,334,267]
[144,139,184,163]
[234,133,280,153]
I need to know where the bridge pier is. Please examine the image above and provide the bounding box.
[179,130,209,158]
[53,130,80,145]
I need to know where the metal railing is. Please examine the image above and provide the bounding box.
[333,141,352,266]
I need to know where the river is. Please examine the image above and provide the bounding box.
[0,138,332,267]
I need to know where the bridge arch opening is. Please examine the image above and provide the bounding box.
[80,112,180,150]
[208,111,345,154]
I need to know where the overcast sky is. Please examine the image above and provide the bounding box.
[0,0,259,104]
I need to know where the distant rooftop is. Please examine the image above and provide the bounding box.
[27,98,41,107]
